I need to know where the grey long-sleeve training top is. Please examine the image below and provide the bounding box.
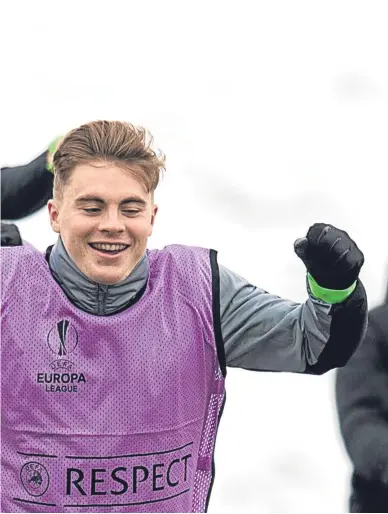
[49,237,368,376]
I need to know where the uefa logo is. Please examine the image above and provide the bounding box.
[20,462,50,497]
[47,319,78,357]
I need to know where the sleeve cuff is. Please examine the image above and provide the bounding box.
[307,273,357,304]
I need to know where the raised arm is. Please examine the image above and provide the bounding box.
[220,224,367,374]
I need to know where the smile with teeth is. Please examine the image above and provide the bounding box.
[89,243,129,253]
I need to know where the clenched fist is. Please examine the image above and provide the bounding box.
[294,223,364,290]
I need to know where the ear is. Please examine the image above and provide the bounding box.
[148,204,158,236]
[48,199,61,234]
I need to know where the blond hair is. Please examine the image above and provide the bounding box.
[53,120,166,199]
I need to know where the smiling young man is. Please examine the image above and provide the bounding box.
[48,162,157,287]
[1,120,367,513]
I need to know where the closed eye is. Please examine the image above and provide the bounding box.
[82,208,141,215]
[83,208,101,214]
[122,210,140,216]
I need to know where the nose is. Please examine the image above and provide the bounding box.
[97,208,125,234]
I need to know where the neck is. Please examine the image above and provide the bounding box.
[49,237,149,315]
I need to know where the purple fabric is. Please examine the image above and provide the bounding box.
[1,244,225,512]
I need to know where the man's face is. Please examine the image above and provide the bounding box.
[48,162,158,285]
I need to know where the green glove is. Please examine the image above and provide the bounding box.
[46,136,63,172]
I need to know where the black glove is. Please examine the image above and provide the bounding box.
[1,222,22,246]
[294,223,364,290]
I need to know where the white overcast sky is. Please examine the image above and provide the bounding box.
[2,1,388,511]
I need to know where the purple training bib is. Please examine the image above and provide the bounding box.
[1,244,225,512]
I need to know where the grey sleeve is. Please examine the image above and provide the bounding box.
[219,264,367,374]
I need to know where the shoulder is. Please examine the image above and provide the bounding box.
[147,245,216,297]
[148,244,213,268]
[369,303,388,342]
[1,243,39,265]
[369,302,388,320]
[1,243,46,298]
[1,242,42,264]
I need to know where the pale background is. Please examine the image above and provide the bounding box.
[1,1,388,511]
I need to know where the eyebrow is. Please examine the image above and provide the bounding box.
[75,195,147,206]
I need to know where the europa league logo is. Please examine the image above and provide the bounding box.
[47,320,78,357]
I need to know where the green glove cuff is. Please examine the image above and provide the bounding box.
[45,136,62,172]
[307,273,357,304]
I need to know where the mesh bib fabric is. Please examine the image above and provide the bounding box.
[1,244,225,513]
